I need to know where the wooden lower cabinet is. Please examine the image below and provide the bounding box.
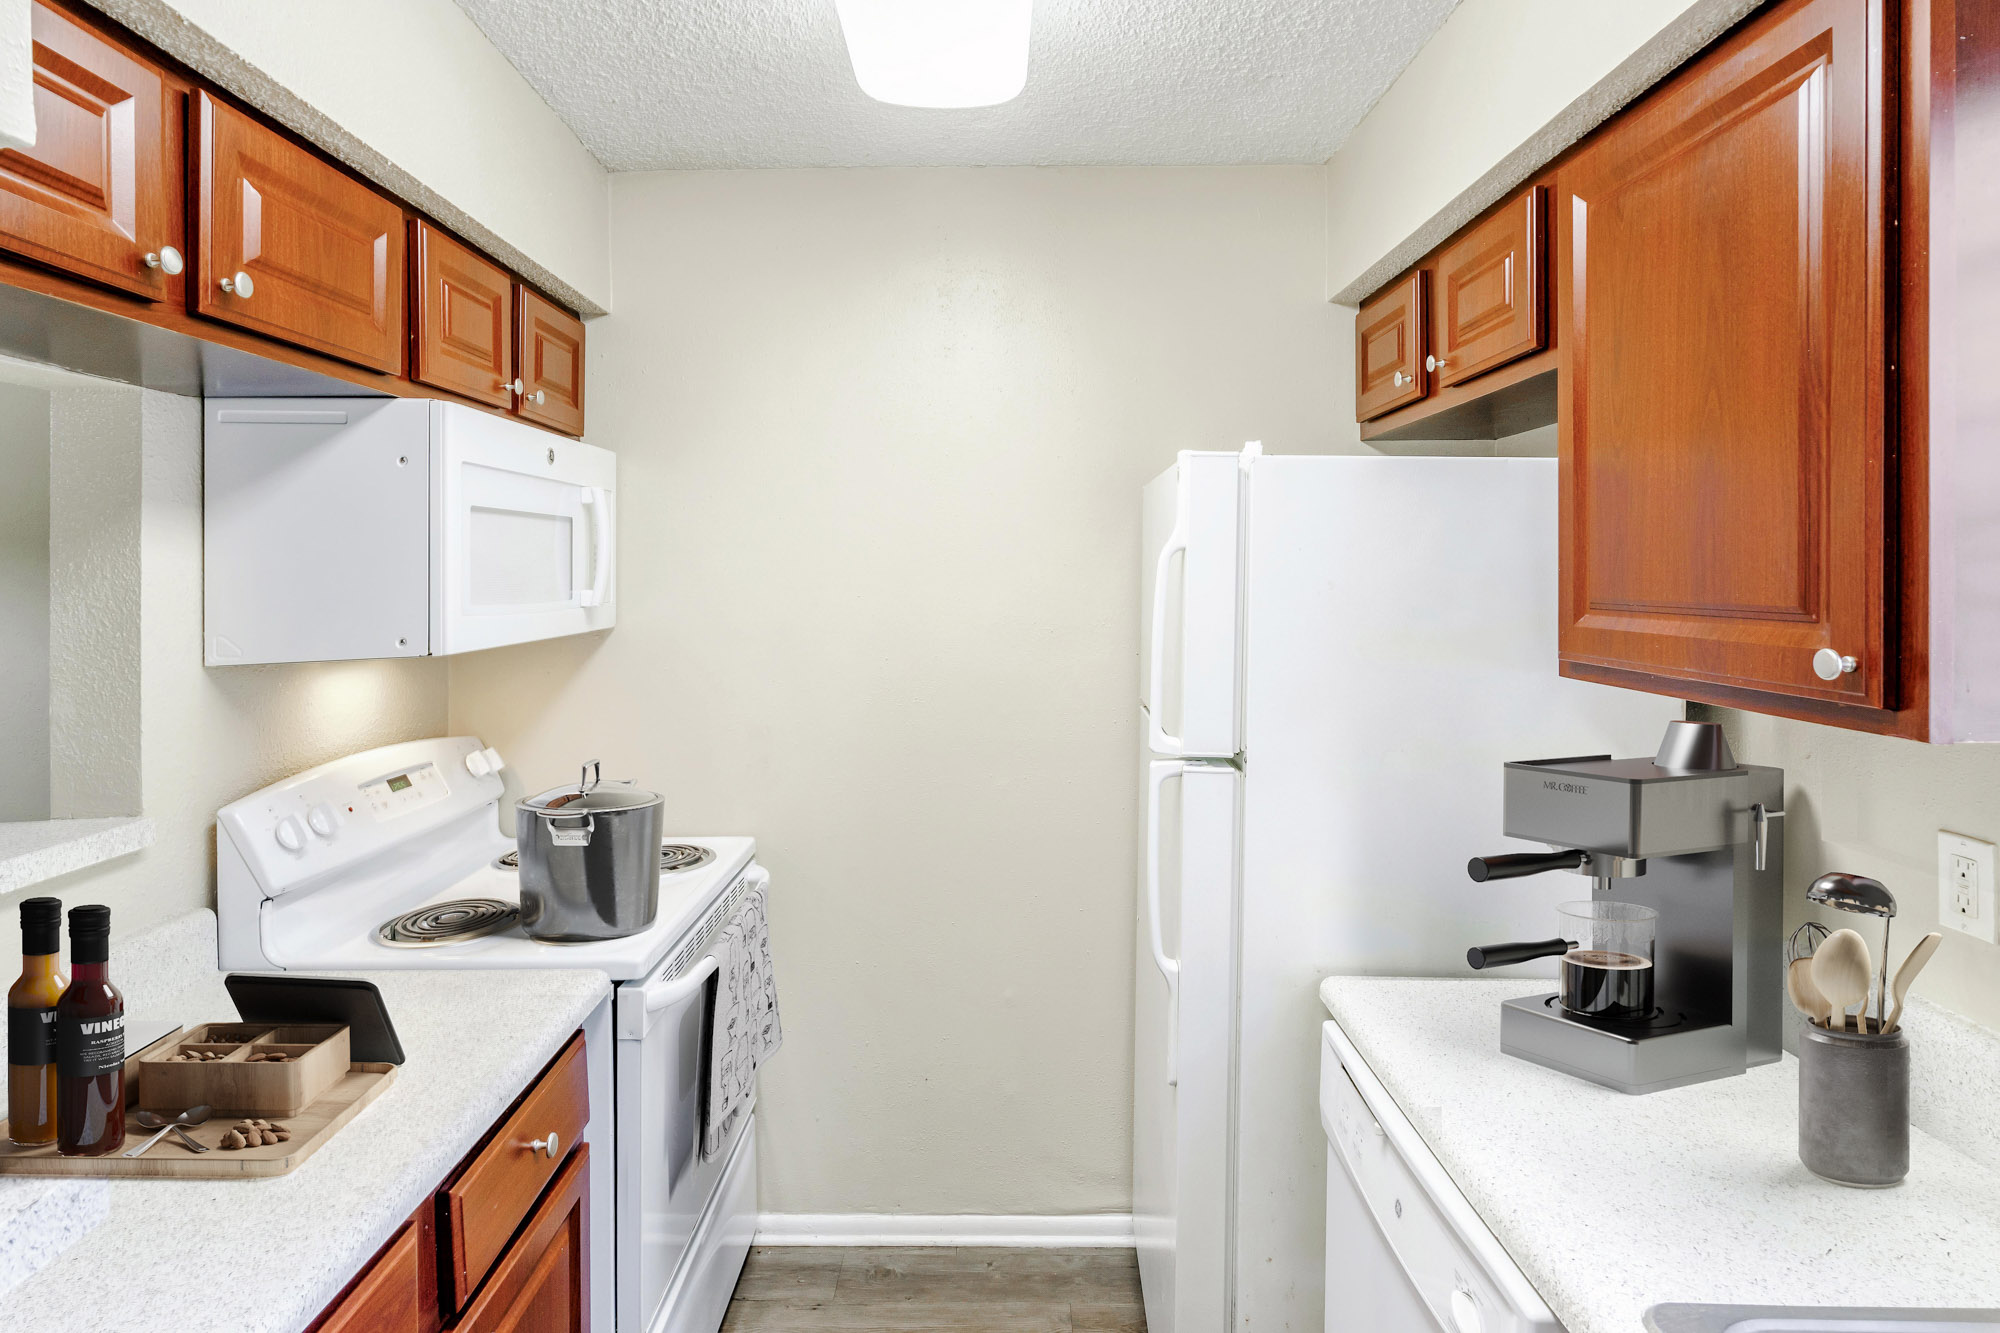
[313,1220,427,1333]
[1556,0,1887,711]
[458,1146,589,1333]
[0,3,180,301]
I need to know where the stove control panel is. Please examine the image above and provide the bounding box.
[219,735,505,897]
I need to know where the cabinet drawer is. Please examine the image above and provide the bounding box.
[412,219,514,407]
[1354,272,1427,421]
[0,3,178,300]
[517,286,586,436]
[194,91,406,372]
[457,1144,589,1333]
[1432,185,1544,387]
[442,1032,589,1309]
[312,1221,422,1333]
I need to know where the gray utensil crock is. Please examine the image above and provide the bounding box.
[1798,1022,1908,1188]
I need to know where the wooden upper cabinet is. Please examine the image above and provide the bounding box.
[412,219,514,407]
[1431,186,1545,387]
[195,91,405,372]
[1354,272,1427,422]
[1557,0,1885,708]
[458,1144,588,1333]
[517,287,585,436]
[0,4,178,300]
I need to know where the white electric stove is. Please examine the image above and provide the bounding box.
[215,735,764,1333]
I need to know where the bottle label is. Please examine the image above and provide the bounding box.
[8,1007,56,1067]
[57,1013,124,1079]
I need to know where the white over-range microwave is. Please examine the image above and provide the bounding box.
[204,398,615,664]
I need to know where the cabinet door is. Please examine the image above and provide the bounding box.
[195,91,405,372]
[1557,0,1885,707]
[516,287,585,436]
[313,1222,423,1333]
[1354,272,1426,422]
[412,219,514,407]
[0,4,176,299]
[459,1145,588,1333]
[1432,185,1545,387]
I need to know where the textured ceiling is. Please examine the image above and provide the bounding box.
[451,0,1462,171]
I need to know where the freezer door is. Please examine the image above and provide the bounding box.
[1140,451,1245,758]
[1134,751,1238,1333]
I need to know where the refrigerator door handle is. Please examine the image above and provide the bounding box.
[1146,487,1188,756]
[1147,758,1182,1086]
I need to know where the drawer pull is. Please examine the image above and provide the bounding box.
[220,270,255,298]
[144,246,184,275]
[529,1132,559,1158]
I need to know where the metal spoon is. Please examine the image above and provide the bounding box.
[1882,932,1944,1034]
[1812,929,1873,1034]
[123,1105,212,1157]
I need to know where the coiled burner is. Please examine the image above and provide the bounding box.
[376,899,520,948]
[491,844,715,874]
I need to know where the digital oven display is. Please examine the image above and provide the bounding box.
[386,774,413,793]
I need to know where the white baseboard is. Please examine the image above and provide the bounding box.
[754,1213,1135,1247]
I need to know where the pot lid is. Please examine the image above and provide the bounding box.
[519,764,661,816]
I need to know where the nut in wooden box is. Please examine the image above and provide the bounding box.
[138,1022,350,1117]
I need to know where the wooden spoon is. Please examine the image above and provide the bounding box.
[1787,956,1831,1027]
[1812,928,1873,1034]
[1882,931,1944,1034]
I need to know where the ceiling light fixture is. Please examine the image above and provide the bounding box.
[832,0,1033,109]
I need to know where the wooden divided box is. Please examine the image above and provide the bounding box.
[138,1022,350,1117]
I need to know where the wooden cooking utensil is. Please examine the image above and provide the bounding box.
[1787,957,1831,1027]
[1812,928,1873,1034]
[1882,932,1944,1034]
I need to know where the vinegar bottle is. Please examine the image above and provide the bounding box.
[7,897,65,1146]
[55,905,123,1156]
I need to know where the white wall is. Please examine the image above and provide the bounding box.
[87,0,611,314]
[1,385,448,942]
[0,383,50,821]
[450,165,1341,1215]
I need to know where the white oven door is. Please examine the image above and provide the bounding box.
[615,868,764,1333]
[432,401,616,655]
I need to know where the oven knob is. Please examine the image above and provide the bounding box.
[465,750,492,777]
[1450,1288,1483,1333]
[307,803,340,839]
[274,816,307,852]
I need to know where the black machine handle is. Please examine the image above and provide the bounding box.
[1466,849,1590,883]
[1466,938,1575,970]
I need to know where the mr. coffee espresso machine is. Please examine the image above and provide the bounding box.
[1466,721,1784,1094]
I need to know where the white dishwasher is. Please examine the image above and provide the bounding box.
[1320,1021,1563,1333]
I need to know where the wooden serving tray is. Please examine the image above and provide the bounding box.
[0,1062,396,1178]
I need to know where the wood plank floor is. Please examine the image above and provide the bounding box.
[722,1247,1147,1332]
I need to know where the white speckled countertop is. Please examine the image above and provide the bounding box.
[1320,976,2000,1333]
[0,911,610,1333]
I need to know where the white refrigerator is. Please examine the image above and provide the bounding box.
[1133,448,1681,1333]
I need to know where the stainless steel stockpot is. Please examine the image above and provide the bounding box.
[515,763,663,942]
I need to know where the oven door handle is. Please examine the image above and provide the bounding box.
[646,954,718,1014]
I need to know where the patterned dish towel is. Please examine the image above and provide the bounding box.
[703,878,782,1160]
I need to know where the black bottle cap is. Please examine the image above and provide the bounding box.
[19,897,60,957]
[66,904,110,965]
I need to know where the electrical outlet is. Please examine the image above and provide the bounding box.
[1939,831,1999,944]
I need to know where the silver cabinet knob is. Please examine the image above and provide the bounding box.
[504,378,525,395]
[1392,370,1409,387]
[219,271,254,298]
[1426,354,1446,372]
[529,1132,559,1158]
[1812,649,1859,681]
[143,245,183,275]
[528,389,545,406]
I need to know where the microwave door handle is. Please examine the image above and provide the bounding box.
[1146,759,1183,1086]
[579,487,613,608]
[1146,495,1188,756]
[645,954,718,1015]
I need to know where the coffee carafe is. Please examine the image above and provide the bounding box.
[1462,721,1784,1095]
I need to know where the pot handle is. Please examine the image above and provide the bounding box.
[549,813,595,847]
